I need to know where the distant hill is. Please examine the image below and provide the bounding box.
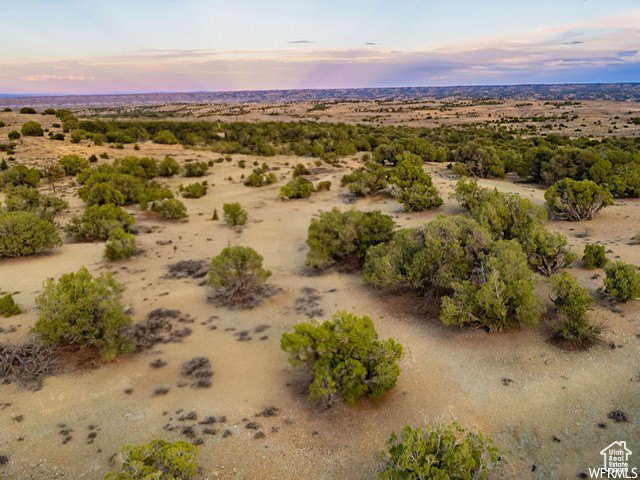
[1,83,639,107]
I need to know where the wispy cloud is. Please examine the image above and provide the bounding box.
[22,74,93,82]
[2,11,639,94]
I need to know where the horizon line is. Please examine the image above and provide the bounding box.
[3,81,640,99]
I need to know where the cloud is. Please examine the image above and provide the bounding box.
[22,74,92,82]
[2,12,640,94]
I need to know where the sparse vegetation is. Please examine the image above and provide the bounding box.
[179,181,207,198]
[279,176,315,198]
[0,293,21,317]
[378,422,498,480]
[583,244,608,269]
[604,262,640,302]
[65,204,134,241]
[58,155,90,176]
[104,439,198,480]
[183,161,208,177]
[151,198,188,220]
[158,156,180,177]
[3,185,68,221]
[550,272,600,348]
[0,211,62,257]
[306,208,395,269]
[223,202,248,227]
[21,121,44,137]
[152,129,179,145]
[104,228,137,261]
[281,311,403,405]
[440,240,543,330]
[34,267,133,360]
[208,246,271,307]
[0,164,41,188]
[544,178,613,221]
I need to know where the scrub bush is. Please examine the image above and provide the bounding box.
[582,244,608,269]
[104,228,137,261]
[34,267,133,360]
[208,246,271,306]
[65,204,134,242]
[378,422,498,480]
[223,202,248,227]
[0,211,61,257]
[306,208,395,269]
[604,262,640,302]
[281,311,403,405]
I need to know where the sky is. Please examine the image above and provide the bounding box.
[1,0,639,94]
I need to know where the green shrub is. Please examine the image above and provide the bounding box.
[183,161,208,177]
[7,130,20,141]
[3,185,68,221]
[520,224,577,276]
[104,439,198,480]
[34,267,133,360]
[69,130,83,143]
[77,165,170,207]
[0,211,62,257]
[392,153,442,211]
[341,161,389,196]
[223,202,248,226]
[58,155,90,176]
[81,182,127,207]
[19,107,36,114]
[452,140,505,178]
[306,208,395,269]
[21,121,44,137]
[0,164,41,188]
[116,156,158,179]
[440,240,543,330]
[279,177,315,199]
[364,215,492,293]
[0,294,21,317]
[454,179,546,240]
[179,182,207,199]
[550,272,599,348]
[158,156,180,177]
[604,262,640,302]
[378,422,498,480]
[208,246,271,306]
[316,180,331,191]
[104,228,137,261]
[152,129,178,145]
[582,244,608,269]
[65,204,134,242]
[544,179,613,221]
[292,163,310,177]
[244,171,277,187]
[51,133,65,141]
[151,198,188,220]
[281,311,403,405]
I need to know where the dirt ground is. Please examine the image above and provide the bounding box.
[0,109,639,480]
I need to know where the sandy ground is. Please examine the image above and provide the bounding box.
[0,112,639,480]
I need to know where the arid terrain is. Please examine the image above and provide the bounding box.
[0,103,639,480]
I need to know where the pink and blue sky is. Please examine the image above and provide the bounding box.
[1,0,639,94]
